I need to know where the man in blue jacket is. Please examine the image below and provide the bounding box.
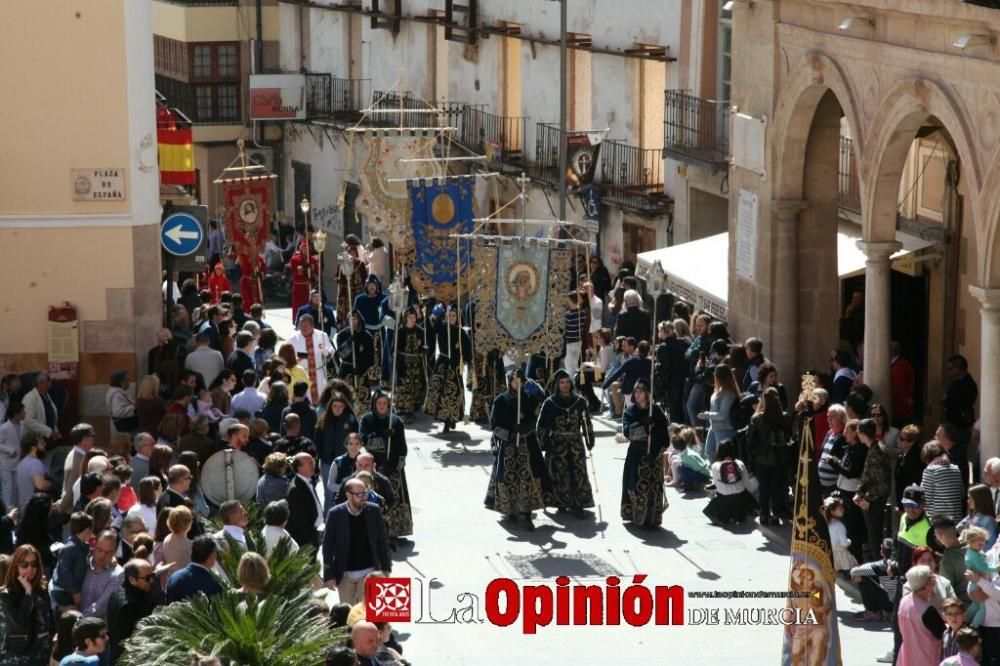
[165,535,223,604]
[323,478,392,606]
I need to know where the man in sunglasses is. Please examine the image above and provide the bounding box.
[106,559,157,663]
[322,478,391,606]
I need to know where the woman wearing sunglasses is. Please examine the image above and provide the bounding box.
[0,544,52,665]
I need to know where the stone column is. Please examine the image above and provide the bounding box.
[971,286,1000,461]
[771,200,807,381]
[857,240,902,406]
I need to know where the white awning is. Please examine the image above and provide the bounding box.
[637,222,937,318]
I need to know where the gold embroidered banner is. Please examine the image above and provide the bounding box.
[354,129,442,261]
[471,240,572,360]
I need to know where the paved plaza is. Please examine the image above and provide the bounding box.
[266,310,892,664]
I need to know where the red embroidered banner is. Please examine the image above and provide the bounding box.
[224,180,271,252]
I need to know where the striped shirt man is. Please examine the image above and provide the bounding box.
[564,307,583,344]
[921,457,965,520]
[818,431,846,491]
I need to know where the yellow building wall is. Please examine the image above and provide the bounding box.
[153,1,280,43]
[0,227,135,353]
[0,3,130,215]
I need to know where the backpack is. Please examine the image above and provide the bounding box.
[719,459,743,484]
[729,392,756,431]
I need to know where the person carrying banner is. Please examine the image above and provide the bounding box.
[485,369,547,529]
[393,307,427,422]
[336,310,375,415]
[336,234,368,325]
[537,369,595,517]
[620,378,669,529]
[289,241,319,317]
[359,390,412,541]
[238,252,266,309]
[424,306,471,433]
[353,275,387,390]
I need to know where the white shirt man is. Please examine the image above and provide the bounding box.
[288,314,334,404]
[231,375,266,415]
[0,406,24,508]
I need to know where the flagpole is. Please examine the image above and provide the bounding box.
[557,0,568,222]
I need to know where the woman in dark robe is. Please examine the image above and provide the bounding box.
[424,307,471,433]
[393,307,427,420]
[537,369,595,516]
[485,370,547,529]
[620,379,669,529]
[359,390,412,539]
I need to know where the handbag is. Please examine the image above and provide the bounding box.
[113,415,139,432]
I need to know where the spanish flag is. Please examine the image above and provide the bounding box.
[157,106,195,185]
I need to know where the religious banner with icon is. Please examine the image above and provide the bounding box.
[780,417,842,666]
[471,241,572,360]
[565,131,604,189]
[223,180,271,254]
[354,129,443,256]
[408,176,475,303]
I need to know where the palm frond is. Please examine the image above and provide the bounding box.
[214,531,320,598]
[120,589,345,666]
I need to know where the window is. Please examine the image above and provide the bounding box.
[217,85,239,120]
[719,5,732,103]
[196,86,214,119]
[189,42,239,81]
[217,45,237,77]
[153,35,188,79]
[186,42,241,122]
[193,45,213,78]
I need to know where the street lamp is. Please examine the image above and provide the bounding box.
[312,229,328,332]
[645,260,668,454]
[338,242,358,375]
[388,273,409,418]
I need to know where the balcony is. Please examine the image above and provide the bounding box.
[530,122,569,188]
[663,90,730,171]
[459,108,527,174]
[597,140,671,215]
[154,75,241,126]
[332,77,370,119]
[839,136,862,214]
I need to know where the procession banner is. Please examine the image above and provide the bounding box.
[471,241,572,360]
[408,176,474,303]
[780,418,842,666]
[354,129,443,255]
[223,179,271,254]
[565,131,603,187]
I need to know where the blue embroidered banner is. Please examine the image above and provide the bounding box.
[408,177,474,302]
[495,244,551,339]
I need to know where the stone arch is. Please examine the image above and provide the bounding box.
[861,78,983,241]
[771,52,865,202]
[979,145,1000,287]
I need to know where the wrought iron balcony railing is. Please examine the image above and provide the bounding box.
[597,140,671,215]
[304,73,332,118]
[460,108,528,173]
[663,90,730,171]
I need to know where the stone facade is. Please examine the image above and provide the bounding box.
[729,0,1000,456]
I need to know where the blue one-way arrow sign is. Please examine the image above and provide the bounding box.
[161,211,205,257]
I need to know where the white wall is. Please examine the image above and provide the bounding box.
[279,0,687,263]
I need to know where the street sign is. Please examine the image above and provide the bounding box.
[160,204,208,273]
[161,211,204,256]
